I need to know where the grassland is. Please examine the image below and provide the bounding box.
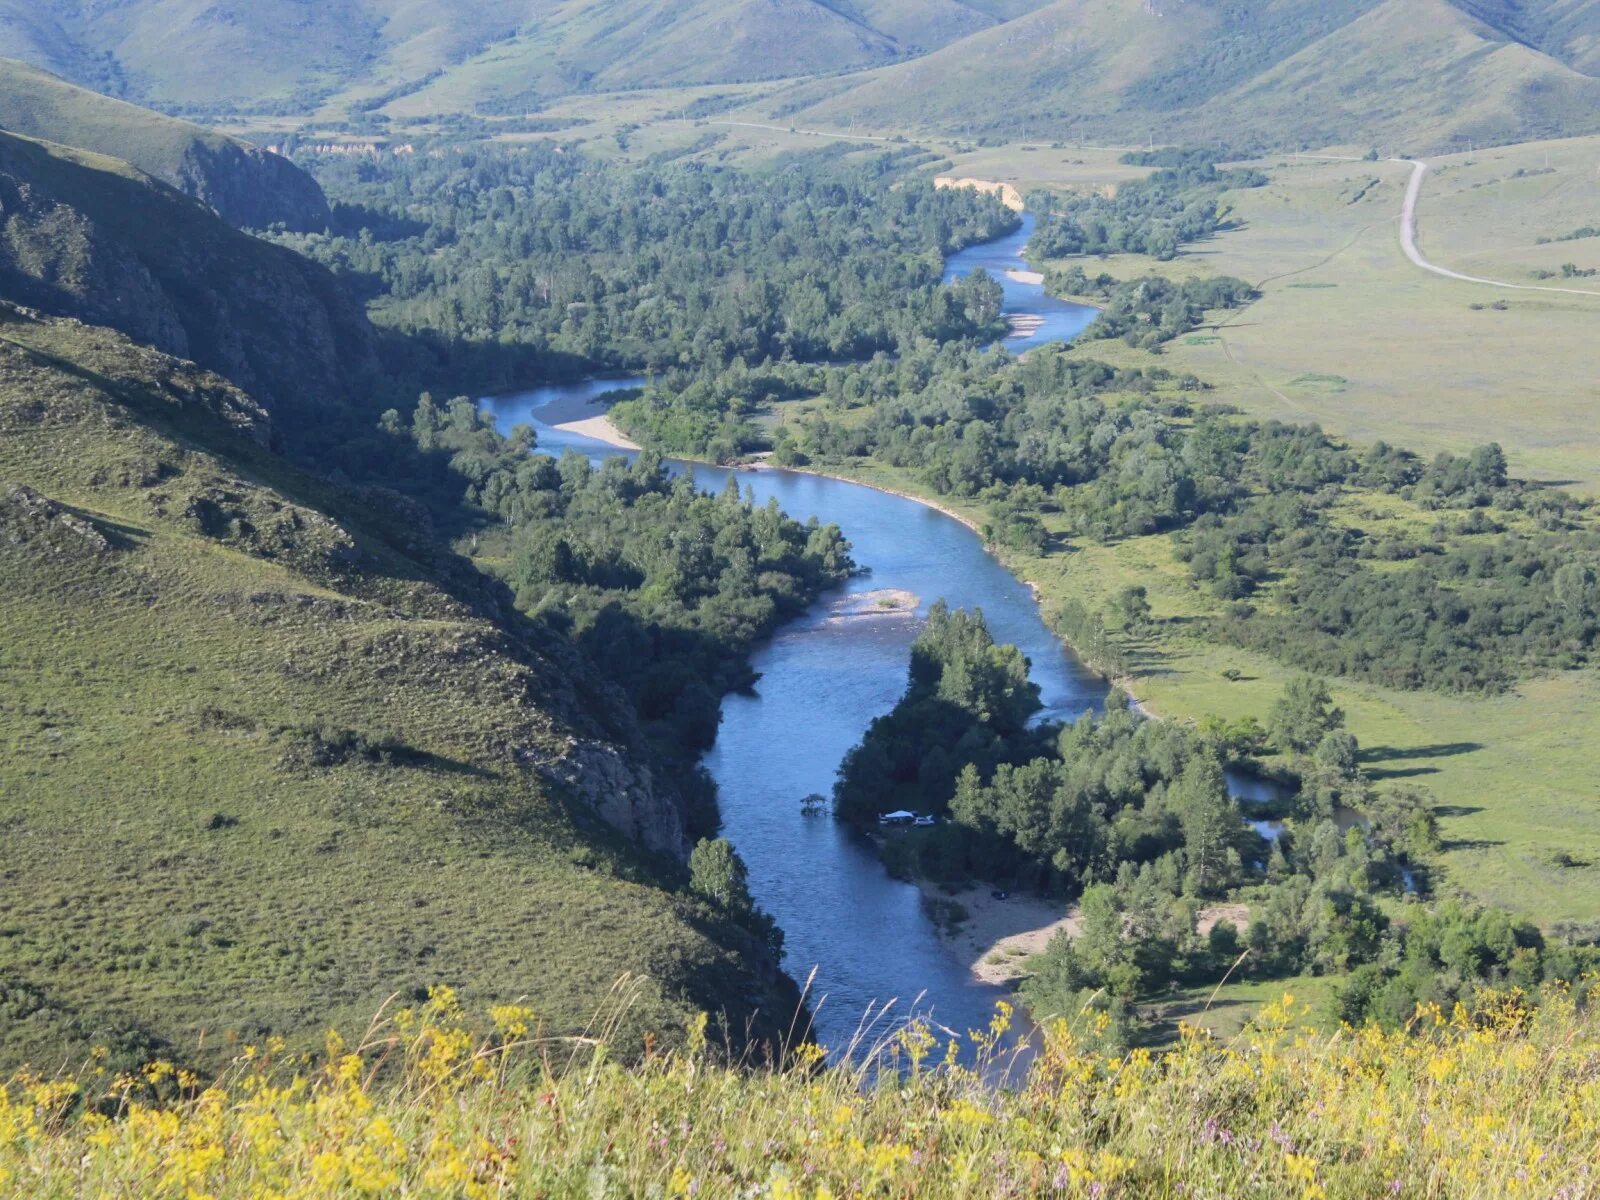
[4,984,1597,1197]
[984,138,1600,928]
[1002,138,1600,493]
[0,307,790,1073]
[761,401,1600,928]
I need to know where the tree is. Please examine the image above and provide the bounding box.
[1115,585,1154,635]
[1313,730,1362,781]
[1553,561,1600,618]
[1173,756,1237,896]
[689,838,753,913]
[1268,676,1345,756]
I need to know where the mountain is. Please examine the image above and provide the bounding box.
[0,94,823,1067]
[0,128,370,446]
[765,0,1600,151]
[4,0,1593,149]
[381,0,1003,116]
[0,58,329,229]
[0,302,798,1068]
[0,0,1049,116]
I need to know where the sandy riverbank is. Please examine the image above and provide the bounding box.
[933,177,1024,213]
[922,882,1251,989]
[554,414,640,449]
[922,883,1080,986]
[520,382,644,450]
[1005,268,1046,285]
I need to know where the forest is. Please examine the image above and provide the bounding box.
[1025,151,1268,261]
[276,143,1015,401]
[784,344,1600,695]
[835,607,1600,1042]
[384,392,854,830]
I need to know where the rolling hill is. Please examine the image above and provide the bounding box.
[770,0,1600,151]
[0,302,796,1070]
[0,101,802,1070]
[0,58,330,230]
[0,127,369,445]
[0,0,1049,116]
[3,0,1594,149]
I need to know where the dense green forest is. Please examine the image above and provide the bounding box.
[1026,152,1268,262]
[276,144,1014,400]
[381,393,854,827]
[836,608,1600,1041]
[783,344,1600,695]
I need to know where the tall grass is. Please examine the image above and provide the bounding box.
[3,980,1598,1197]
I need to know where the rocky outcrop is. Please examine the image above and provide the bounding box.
[0,482,112,559]
[171,139,331,232]
[540,741,689,860]
[0,130,374,438]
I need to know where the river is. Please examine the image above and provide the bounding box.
[485,222,1269,1057]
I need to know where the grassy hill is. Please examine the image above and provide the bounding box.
[5,0,1594,150]
[768,0,1600,152]
[0,59,329,230]
[0,128,370,447]
[0,302,799,1073]
[0,0,1040,117]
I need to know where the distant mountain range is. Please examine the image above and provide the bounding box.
[772,0,1600,151]
[0,1,1050,114]
[2,0,1596,148]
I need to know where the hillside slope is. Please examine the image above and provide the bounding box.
[0,0,1038,115]
[0,58,329,230]
[0,303,797,1071]
[0,129,372,446]
[774,0,1600,151]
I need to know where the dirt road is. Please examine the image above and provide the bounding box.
[1398,158,1600,298]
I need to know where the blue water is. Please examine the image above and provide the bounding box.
[944,213,1101,348]
[483,223,1270,1057]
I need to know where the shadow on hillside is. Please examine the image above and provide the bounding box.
[1433,804,1484,818]
[59,504,151,553]
[1361,741,1481,763]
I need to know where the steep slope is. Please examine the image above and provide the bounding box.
[0,58,329,230]
[777,0,1600,150]
[0,0,1023,115]
[0,302,797,1070]
[0,129,372,444]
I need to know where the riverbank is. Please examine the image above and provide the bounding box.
[920,882,1079,986]
[746,462,985,537]
[921,876,1254,991]
[527,387,643,450]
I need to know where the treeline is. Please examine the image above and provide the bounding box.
[1025,151,1267,261]
[387,393,853,828]
[782,348,1599,693]
[836,610,1429,902]
[1044,267,1256,349]
[278,143,1014,394]
[840,611,1599,1042]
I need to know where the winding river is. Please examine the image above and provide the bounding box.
[486,220,1242,1055]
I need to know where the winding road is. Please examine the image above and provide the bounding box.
[1397,158,1600,298]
